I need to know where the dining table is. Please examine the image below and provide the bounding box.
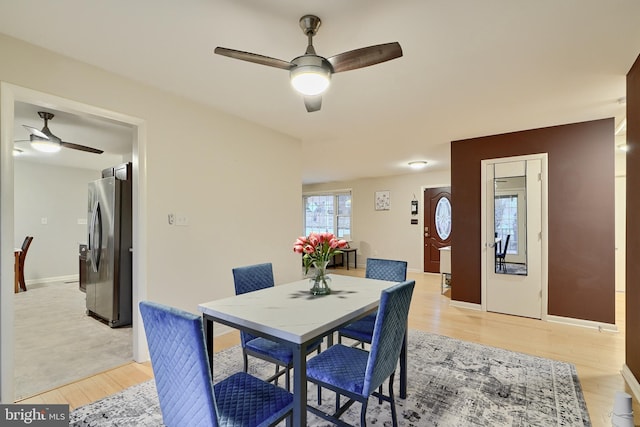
[198,274,408,426]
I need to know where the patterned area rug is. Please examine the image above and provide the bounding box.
[70,330,591,426]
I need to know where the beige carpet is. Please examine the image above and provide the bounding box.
[14,281,132,400]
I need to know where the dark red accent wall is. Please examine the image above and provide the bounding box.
[451,119,615,323]
[626,55,640,378]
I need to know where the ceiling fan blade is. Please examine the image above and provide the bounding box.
[22,125,49,140]
[214,47,293,70]
[60,141,104,154]
[327,42,403,73]
[304,96,322,112]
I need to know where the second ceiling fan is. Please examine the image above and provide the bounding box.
[215,15,403,112]
[21,111,104,154]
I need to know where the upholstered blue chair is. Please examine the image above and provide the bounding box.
[139,301,293,427]
[306,280,415,427]
[232,262,322,390]
[337,258,407,347]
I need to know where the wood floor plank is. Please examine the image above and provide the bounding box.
[16,269,637,426]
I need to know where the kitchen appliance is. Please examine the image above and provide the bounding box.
[85,163,132,327]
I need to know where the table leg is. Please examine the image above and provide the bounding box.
[400,324,408,399]
[292,344,307,425]
[204,317,214,375]
[345,251,350,270]
[354,250,357,269]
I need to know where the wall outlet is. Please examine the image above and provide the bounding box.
[175,215,189,226]
[41,217,48,225]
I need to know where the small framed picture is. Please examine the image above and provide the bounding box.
[375,191,390,211]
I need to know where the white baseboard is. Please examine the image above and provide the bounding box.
[546,314,618,332]
[621,364,640,401]
[26,274,79,286]
[450,300,482,311]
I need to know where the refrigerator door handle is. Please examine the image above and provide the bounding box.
[89,200,102,273]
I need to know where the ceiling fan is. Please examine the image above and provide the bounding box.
[214,15,403,112]
[18,111,104,154]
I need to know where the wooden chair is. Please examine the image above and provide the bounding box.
[16,236,33,292]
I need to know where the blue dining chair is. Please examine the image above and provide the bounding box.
[306,280,415,427]
[232,262,322,391]
[139,301,293,427]
[337,258,408,347]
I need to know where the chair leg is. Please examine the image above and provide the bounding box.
[284,366,290,391]
[242,350,249,372]
[360,399,368,427]
[388,372,398,427]
[274,364,280,387]
[18,261,27,292]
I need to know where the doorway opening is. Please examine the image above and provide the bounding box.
[1,83,147,402]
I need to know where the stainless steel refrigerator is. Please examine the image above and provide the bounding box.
[86,167,132,327]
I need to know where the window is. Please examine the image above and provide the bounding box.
[494,194,519,255]
[303,191,352,239]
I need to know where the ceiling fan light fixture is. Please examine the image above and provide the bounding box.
[290,55,331,96]
[30,136,61,153]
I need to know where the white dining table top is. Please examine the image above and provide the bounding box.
[198,274,395,345]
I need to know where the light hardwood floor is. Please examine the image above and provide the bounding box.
[17,269,637,426]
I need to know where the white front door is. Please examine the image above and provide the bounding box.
[483,156,546,319]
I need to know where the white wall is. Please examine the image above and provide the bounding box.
[304,170,450,272]
[14,161,100,283]
[0,33,303,400]
[0,31,302,307]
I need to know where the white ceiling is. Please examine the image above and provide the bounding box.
[2,0,638,182]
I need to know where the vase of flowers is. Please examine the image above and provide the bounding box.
[293,232,348,295]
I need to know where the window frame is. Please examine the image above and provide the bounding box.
[302,190,352,240]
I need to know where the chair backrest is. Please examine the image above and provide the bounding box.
[365,258,407,282]
[362,280,415,396]
[232,263,275,346]
[19,236,33,263]
[139,301,218,427]
[497,235,511,258]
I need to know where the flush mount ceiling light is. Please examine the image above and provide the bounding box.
[408,161,428,169]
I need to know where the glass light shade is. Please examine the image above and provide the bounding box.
[290,55,332,96]
[31,138,61,153]
[291,69,330,96]
[13,148,23,156]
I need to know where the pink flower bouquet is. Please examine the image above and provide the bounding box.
[293,232,349,274]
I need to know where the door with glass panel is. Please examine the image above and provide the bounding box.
[484,156,545,319]
[423,187,451,273]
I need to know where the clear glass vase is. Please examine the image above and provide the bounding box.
[309,260,331,295]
